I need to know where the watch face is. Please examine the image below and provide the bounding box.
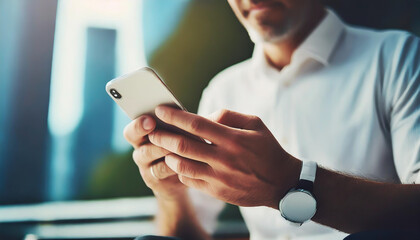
[280,190,317,223]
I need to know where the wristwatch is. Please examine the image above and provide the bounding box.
[279,160,317,225]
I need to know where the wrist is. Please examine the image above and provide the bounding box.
[278,160,318,224]
[155,190,206,238]
[156,190,190,211]
[154,186,187,202]
[269,156,302,209]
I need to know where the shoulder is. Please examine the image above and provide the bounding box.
[344,25,419,58]
[368,30,420,125]
[369,30,420,89]
[338,26,420,130]
[343,25,419,86]
[384,31,420,108]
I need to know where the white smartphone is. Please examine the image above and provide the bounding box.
[106,67,196,137]
[106,67,185,119]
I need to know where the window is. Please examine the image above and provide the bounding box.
[48,0,147,201]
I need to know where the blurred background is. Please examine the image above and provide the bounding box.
[0,0,419,239]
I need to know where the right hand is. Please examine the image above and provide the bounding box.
[124,115,187,201]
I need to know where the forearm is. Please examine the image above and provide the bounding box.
[312,167,420,233]
[155,194,211,240]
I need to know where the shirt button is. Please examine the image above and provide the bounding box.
[282,80,292,87]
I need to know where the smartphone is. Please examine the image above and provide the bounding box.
[106,67,197,138]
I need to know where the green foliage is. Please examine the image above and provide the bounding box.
[218,203,244,221]
[83,151,153,200]
[148,0,254,113]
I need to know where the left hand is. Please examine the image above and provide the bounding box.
[148,106,302,209]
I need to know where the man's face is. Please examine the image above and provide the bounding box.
[227,0,315,43]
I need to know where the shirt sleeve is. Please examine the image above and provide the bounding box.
[188,85,226,233]
[384,34,420,184]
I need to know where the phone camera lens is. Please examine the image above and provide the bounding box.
[110,88,122,99]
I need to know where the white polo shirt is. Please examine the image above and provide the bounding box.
[190,10,420,240]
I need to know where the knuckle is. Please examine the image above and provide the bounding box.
[132,146,152,167]
[148,131,159,144]
[215,187,228,198]
[215,109,230,122]
[177,160,187,174]
[161,108,172,121]
[123,124,131,141]
[175,138,188,154]
[138,145,150,159]
[157,161,170,176]
[248,115,259,123]
[156,162,165,174]
[219,108,230,116]
[132,149,142,166]
[152,164,162,179]
[249,115,262,127]
[189,118,202,132]
[179,161,196,178]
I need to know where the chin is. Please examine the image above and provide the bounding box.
[245,24,292,44]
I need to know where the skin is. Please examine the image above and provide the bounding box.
[228,0,326,68]
[124,0,420,239]
[151,106,420,232]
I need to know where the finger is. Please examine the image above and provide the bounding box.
[148,129,217,164]
[208,109,264,130]
[150,161,177,180]
[178,175,209,190]
[124,115,156,147]
[154,105,233,144]
[132,143,171,167]
[139,166,179,188]
[165,154,213,180]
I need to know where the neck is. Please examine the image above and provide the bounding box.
[263,7,326,70]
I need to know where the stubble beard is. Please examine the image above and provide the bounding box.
[245,20,294,44]
[244,10,307,45]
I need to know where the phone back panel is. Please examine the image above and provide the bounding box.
[106,67,184,120]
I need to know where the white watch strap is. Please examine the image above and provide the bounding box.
[299,161,317,182]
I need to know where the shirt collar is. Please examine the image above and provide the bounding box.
[292,9,345,66]
[251,9,345,76]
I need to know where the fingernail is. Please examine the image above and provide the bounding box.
[142,117,154,130]
[155,106,166,119]
[165,155,178,172]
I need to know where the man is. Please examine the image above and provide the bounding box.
[124,0,420,239]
